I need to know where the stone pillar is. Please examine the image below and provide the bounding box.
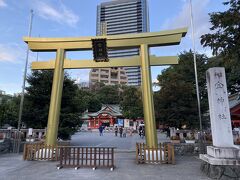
[179,133,184,140]
[206,67,233,147]
[38,131,42,139]
[170,127,176,137]
[200,68,240,174]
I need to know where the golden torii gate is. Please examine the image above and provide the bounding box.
[24,27,187,148]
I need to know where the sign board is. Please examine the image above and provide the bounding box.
[28,128,33,136]
[92,38,108,62]
[117,119,124,126]
[124,119,130,128]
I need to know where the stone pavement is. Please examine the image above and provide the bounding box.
[0,153,210,180]
[70,131,170,151]
[0,132,211,180]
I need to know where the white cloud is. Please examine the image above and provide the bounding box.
[0,48,15,63]
[0,0,7,7]
[0,43,37,64]
[161,0,212,54]
[162,0,210,39]
[34,1,79,27]
[0,44,23,63]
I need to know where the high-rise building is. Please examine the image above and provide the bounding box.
[89,67,128,85]
[90,0,149,86]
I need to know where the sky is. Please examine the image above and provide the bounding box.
[0,0,227,95]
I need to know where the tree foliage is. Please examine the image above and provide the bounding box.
[23,70,86,139]
[95,84,121,104]
[120,86,143,119]
[207,55,240,93]
[201,0,240,56]
[154,51,209,129]
[201,0,240,93]
[0,95,19,128]
[78,89,101,112]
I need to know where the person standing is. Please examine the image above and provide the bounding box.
[129,127,133,136]
[99,126,104,136]
[142,127,145,139]
[119,126,123,138]
[166,127,170,138]
[114,126,118,136]
[123,128,127,138]
[139,126,143,138]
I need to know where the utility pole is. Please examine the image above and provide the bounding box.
[189,0,204,151]
[17,9,34,153]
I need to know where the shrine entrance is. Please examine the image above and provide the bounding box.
[101,122,110,127]
[24,27,187,148]
[82,105,123,129]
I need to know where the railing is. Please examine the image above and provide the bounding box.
[23,142,59,161]
[23,141,70,161]
[0,128,46,139]
[136,143,175,164]
[57,146,115,171]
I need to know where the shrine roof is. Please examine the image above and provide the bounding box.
[229,93,240,109]
[89,104,122,117]
[80,104,122,119]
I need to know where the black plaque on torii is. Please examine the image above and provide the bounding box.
[92,38,109,62]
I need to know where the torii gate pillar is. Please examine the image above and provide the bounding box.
[140,44,157,147]
[46,49,65,145]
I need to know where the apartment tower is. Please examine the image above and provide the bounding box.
[90,0,149,86]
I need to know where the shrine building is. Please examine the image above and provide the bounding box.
[80,104,124,129]
[229,93,240,127]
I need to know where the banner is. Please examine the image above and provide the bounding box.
[117,119,124,126]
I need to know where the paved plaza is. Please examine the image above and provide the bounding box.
[70,131,170,150]
[0,132,210,180]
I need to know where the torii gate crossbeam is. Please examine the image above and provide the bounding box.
[24,27,187,148]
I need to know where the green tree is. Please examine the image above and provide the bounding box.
[96,84,121,104]
[90,82,105,92]
[79,89,101,112]
[120,86,143,119]
[154,51,209,129]
[23,70,87,139]
[201,0,240,93]
[0,95,19,127]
